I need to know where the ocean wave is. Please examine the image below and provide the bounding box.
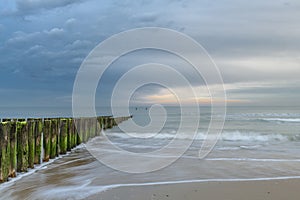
[242,113,300,118]
[260,118,300,123]
[225,113,300,121]
[105,131,298,142]
[220,131,289,142]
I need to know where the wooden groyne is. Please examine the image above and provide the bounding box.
[0,116,131,183]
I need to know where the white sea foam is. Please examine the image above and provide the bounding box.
[241,113,300,118]
[106,131,290,142]
[221,131,288,142]
[261,118,300,122]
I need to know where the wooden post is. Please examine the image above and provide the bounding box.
[17,121,28,172]
[71,119,76,148]
[50,119,57,159]
[78,118,83,144]
[82,118,87,142]
[67,119,73,151]
[73,119,79,146]
[43,120,51,162]
[85,118,90,141]
[90,117,97,138]
[34,119,43,164]
[103,117,107,130]
[56,118,60,155]
[9,121,17,177]
[27,120,35,169]
[80,118,86,143]
[59,119,68,154]
[0,122,10,182]
[67,119,70,150]
[96,117,101,136]
[74,118,81,145]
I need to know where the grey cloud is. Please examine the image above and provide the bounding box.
[65,18,77,29]
[131,12,158,23]
[16,0,85,14]
[226,84,300,106]
[65,39,93,50]
[65,18,76,25]
[6,31,42,47]
[24,44,44,54]
[5,27,70,50]
[44,27,65,37]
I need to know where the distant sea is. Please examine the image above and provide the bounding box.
[0,106,113,118]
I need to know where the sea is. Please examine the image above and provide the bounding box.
[0,106,300,199]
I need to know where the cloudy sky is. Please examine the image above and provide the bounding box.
[0,0,299,108]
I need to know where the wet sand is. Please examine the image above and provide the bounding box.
[92,178,300,200]
[1,145,300,199]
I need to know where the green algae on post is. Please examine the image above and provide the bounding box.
[59,119,68,154]
[9,121,17,177]
[34,119,43,164]
[0,122,10,182]
[43,120,51,162]
[27,120,35,169]
[16,121,28,172]
[66,119,71,151]
[50,119,58,159]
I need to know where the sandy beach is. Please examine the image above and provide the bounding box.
[92,178,300,200]
[1,131,300,199]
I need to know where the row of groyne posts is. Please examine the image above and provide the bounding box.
[0,116,131,183]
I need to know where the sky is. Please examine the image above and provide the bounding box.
[0,0,299,108]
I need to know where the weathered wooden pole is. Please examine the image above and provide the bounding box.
[78,118,83,144]
[27,120,35,169]
[73,118,80,145]
[17,121,28,172]
[0,122,10,182]
[72,119,77,148]
[91,117,96,138]
[86,118,91,141]
[96,117,102,136]
[66,119,71,151]
[43,120,51,162]
[9,121,17,177]
[67,119,74,150]
[56,118,61,155]
[59,119,68,154]
[50,119,58,159]
[34,119,43,164]
[82,117,88,143]
[72,119,78,146]
[107,116,112,128]
[103,117,107,130]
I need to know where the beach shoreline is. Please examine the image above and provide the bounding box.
[90,178,300,200]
